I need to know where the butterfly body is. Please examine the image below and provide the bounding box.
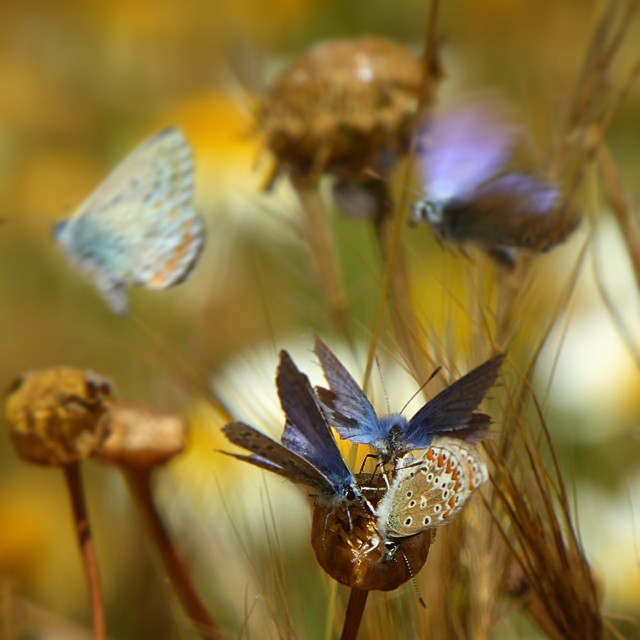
[314,335,504,461]
[377,437,488,540]
[54,127,205,315]
[412,101,579,265]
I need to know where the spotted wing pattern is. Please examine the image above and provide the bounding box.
[54,127,205,315]
[377,437,488,539]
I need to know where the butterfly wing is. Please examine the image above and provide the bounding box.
[313,335,385,446]
[403,354,505,448]
[54,128,205,314]
[277,349,357,494]
[222,421,336,495]
[378,440,487,539]
[418,100,518,203]
[440,172,579,251]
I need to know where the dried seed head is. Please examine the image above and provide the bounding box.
[4,368,113,466]
[259,37,431,184]
[311,475,431,591]
[97,403,187,470]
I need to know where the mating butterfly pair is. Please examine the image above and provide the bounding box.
[221,337,503,546]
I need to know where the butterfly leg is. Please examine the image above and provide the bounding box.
[358,452,380,475]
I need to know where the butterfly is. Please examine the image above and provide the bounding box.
[376,437,488,541]
[54,127,206,315]
[221,349,366,513]
[314,335,504,461]
[411,100,579,268]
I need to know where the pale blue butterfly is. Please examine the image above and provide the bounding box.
[54,127,206,315]
[314,335,503,462]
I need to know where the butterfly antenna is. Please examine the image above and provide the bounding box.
[400,550,427,608]
[374,354,392,415]
[399,366,442,415]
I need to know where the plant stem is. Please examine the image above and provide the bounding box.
[374,199,432,384]
[597,145,640,289]
[340,588,369,640]
[124,468,220,640]
[293,178,352,341]
[62,463,105,640]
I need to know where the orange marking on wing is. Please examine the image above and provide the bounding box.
[148,217,198,289]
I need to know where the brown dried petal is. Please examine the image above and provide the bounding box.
[259,36,432,181]
[311,480,431,591]
[97,403,187,470]
[4,368,113,466]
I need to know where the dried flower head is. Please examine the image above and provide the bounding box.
[96,403,187,470]
[4,368,113,466]
[311,475,432,591]
[259,36,429,185]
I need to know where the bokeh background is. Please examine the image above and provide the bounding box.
[1,0,639,638]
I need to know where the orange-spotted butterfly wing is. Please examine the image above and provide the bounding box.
[54,127,205,315]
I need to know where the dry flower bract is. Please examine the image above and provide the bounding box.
[5,368,113,466]
[311,480,432,591]
[96,403,187,470]
[258,36,426,184]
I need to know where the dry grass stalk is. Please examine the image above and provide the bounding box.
[486,387,603,640]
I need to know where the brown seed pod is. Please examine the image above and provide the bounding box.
[4,368,113,466]
[97,402,187,470]
[311,476,432,591]
[258,36,431,185]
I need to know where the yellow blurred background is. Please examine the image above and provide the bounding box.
[1,0,639,638]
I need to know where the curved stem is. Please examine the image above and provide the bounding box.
[340,588,369,640]
[62,463,105,640]
[124,468,220,640]
[293,178,352,341]
[374,202,433,385]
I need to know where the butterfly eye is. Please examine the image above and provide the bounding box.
[411,199,439,224]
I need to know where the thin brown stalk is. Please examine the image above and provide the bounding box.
[124,468,220,640]
[293,178,352,340]
[362,0,441,391]
[486,384,604,640]
[62,463,105,640]
[597,144,640,288]
[340,588,369,640]
[373,209,433,384]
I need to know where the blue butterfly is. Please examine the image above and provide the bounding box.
[54,127,206,315]
[222,349,366,513]
[314,335,504,461]
[411,100,579,268]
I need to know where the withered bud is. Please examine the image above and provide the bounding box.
[5,368,113,466]
[311,476,431,591]
[259,37,431,184]
[97,403,187,470]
